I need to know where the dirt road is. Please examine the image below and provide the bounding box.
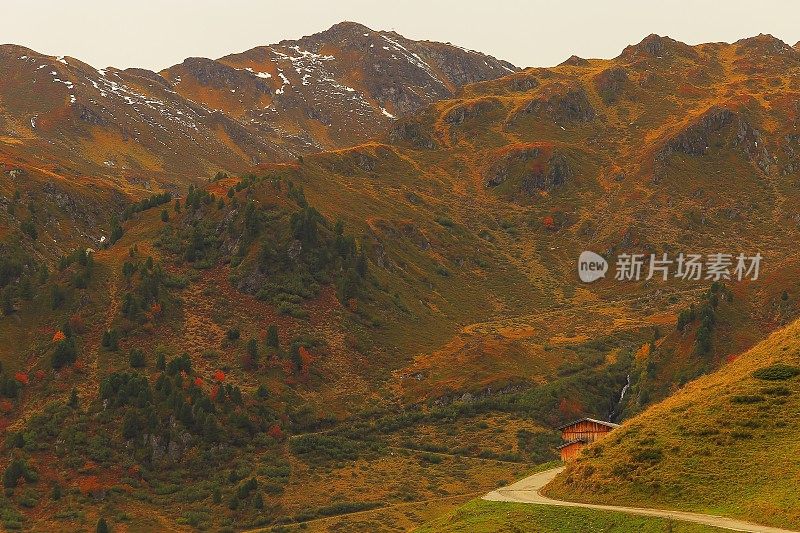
[483,467,798,533]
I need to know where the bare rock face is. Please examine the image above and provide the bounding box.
[486,146,572,194]
[655,106,773,177]
[516,87,595,124]
[178,57,272,94]
[444,98,502,126]
[487,147,542,187]
[661,107,736,158]
[389,119,437,149]
[594,67,629,104]
[509,74,539,92]
[74,102,108,126]
[522,153,572,193]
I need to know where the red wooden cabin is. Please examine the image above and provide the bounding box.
[556,417,619,462]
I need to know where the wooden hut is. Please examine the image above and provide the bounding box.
[556,418,619,462]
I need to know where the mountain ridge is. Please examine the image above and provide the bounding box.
[0,22,517,191]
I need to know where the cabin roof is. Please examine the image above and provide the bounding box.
[556,438,587,450]
[557,417,620,431]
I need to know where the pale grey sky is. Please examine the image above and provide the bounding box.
[3,0,800,71]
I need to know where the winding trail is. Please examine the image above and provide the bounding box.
[483,467,798,533]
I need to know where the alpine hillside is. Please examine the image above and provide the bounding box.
[2,29,800,532]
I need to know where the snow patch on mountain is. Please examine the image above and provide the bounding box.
[379,34,445,87]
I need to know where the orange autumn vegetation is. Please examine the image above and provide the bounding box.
[298,346,314,370]
[77,476,102,495]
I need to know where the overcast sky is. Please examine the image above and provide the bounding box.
[3,0,800,71]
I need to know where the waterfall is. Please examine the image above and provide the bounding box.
[609,373,631,422]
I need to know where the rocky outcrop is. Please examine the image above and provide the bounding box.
[620,34,698,60]
[486,147,572,193]
[655,106,773,176]
[145,428,193,465]
[734,115,772,173]
[594,67,629,104]
[389,119,436,149]
[486,147,541,187]
[400,221,431,250]
[515,87,595,124]
[660,107,736,158]
[74,103,108,126]
[735,34,798,57]
[444,98,501,126]
[521,153,572,193]
[415,42,517,86]
[178,57,272,93]
[506,74,540,93]
[123,67,173,89]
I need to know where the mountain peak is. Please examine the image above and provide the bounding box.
[620,33,697,60]
[560,55,590,67]
[0,43,43,60]
[735,33,797,55]
[326,20,373,33]
[294,20,377,43]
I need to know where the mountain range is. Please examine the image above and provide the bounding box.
[1,22,800,532]
[0,21,515,186]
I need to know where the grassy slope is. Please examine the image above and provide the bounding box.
[544,319,800,529]
[415,500,727,533]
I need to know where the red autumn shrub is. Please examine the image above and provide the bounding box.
[267,424,284,440]
[213,369,226,382]
[0,399,13,414]
[14,372,29,385]
[52,330,66,342]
